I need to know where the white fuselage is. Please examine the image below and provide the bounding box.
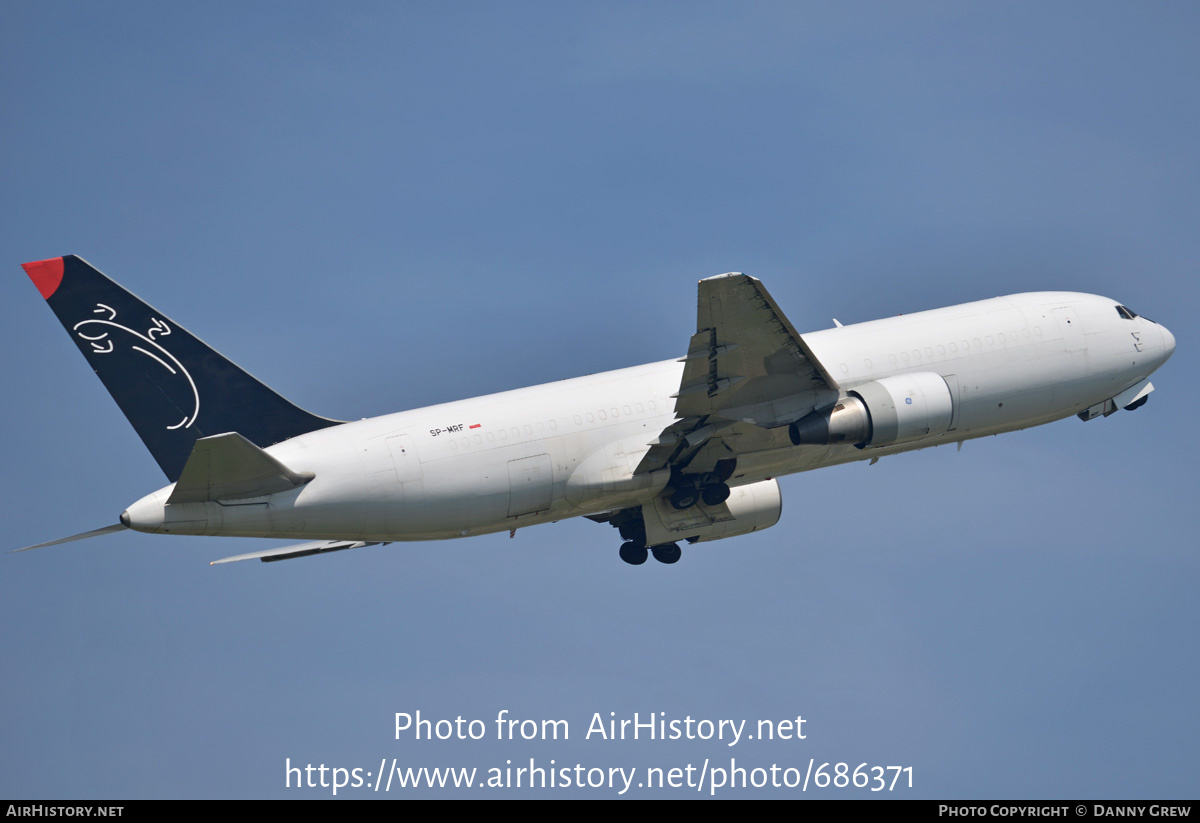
[123,291,1175,542]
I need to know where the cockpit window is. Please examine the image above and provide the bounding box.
[1116,305,1139,320]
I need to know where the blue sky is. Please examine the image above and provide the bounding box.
[2,2,1197,798]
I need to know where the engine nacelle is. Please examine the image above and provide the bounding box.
[642,478,781,546]
[789,372,954,449]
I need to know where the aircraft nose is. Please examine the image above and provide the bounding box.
[1161,324,1176,360]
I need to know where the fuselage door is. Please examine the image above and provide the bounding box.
[386,434,422,483]
[1053,305,1088,377]
[1053,306,1085,350]
[508,454,553,517]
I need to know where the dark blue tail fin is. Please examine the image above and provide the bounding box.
[21,255,342,481]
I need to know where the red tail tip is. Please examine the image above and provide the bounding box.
[20,257,65,299]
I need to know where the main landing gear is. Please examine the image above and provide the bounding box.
[618,542,646,565]
[670,479,730,510]
[609,476,721,565]
[668,459,737,511]
[616,518,682,566]
[651,543,682,564]
[619,541,681,565]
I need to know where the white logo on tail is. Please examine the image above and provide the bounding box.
[74,305,200,430]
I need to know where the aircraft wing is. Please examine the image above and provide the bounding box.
[638,273,839,475]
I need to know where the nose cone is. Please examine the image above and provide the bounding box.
[1161,324,1176,360]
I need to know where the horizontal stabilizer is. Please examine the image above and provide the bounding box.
[12,523,128,553]
[210,540,386,565]
[167,432,314,504]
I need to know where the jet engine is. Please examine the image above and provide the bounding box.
[641,478,782,546]
[789,372,954,449]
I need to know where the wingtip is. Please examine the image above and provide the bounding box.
[20,257,65,299]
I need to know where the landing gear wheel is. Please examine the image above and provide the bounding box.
[670,487,699,510]
[651,543,682,564]
[701,482,731,506]
[619,542,648,565]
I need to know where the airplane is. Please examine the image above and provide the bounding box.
[13,255,1176,566]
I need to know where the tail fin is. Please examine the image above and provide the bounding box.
[20,255,342,481]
